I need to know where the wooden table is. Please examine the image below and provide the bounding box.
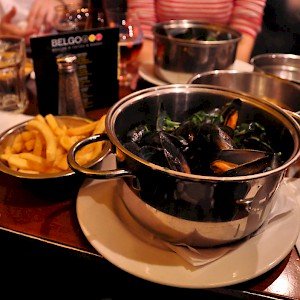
[0,75,299,299]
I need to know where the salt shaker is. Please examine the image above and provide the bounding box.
[56,54,86,117]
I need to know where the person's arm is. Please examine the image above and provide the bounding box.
[230,0,266,62]
[0,6,37,44]
[138,38,154,63]
[236,33,256,62]
[26,0,83,33]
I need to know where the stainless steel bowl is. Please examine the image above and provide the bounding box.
[68,85,300,247]
[250,53,300,84]
[153,20,241,84]
[188,70,300,113]
[0,115,108,200]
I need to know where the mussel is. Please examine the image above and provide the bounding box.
[159,131,191,173]
[122,99,282,177]
[210,149,282,176]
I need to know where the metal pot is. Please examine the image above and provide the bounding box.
[68,85,300,247]
[250,53,300,84]
[153,20,241,84]
[188,70,300,114]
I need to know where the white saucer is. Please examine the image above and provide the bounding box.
[138,62,168,85]
[138,60,254,86]
[76,160,300,288]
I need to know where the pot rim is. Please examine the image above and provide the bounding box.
[188,69,300,86]
[152,20,242,46]
[106,84,300,182]
[187,70,300,114]
[250,53,300,64]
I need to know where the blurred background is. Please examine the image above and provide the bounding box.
[252,0,300,56]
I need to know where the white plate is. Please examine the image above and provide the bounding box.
[138,62,168,85]
[138,59,254,86]
[76,159,299,288]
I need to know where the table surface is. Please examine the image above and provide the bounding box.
[1,70,300,299]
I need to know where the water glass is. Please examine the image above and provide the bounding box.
[105,9,143,86]
[54,3,89,33]
[0,36,28,113]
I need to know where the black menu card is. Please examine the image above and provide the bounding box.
[30,28,119,116]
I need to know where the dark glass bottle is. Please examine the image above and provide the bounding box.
[56,54,86,117]
[85,0,107,29]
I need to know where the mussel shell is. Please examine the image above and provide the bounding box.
[159,131,191,173]
[215,149,269,165]
[220,152,282,176]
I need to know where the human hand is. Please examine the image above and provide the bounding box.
[26,0,63,33]
[0,7,37,45]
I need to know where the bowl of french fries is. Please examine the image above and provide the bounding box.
[0,113,109,200]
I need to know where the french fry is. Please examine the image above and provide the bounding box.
[0,114,107,174]
[66,122,97,136]
[11,133,24,153]
[24,139,35,151]
[1,153,31,170]
[93,114,106,135]
[21,131,35,142]
[90,114,107,160]
[76,144,95,166]
[26,119,57,163]
[18,152,46,164]
[4,146,12,154]
[18,169,40,174]
[59,135,83,151]
[45,114,65,136]
[35,114,46,123]
[33,132,44,157]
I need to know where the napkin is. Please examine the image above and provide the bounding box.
[285,177,300,255]
[229,59,254,72]
[161,177,300,267]
[0,111,32,133]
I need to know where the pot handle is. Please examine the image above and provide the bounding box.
[67,133,134,179]
[286,109,300,123]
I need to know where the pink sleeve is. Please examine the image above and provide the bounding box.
[230,0,266,38]
[128,0,267,39]
[127,0,157,39]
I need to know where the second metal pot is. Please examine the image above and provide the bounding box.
[189,70,300,114]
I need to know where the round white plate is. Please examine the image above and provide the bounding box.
[138,60,254,86]
[76,167,299,288]
[138,62,168,86]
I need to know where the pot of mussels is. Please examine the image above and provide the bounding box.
[68,85,300,247]
[152,20,241,83]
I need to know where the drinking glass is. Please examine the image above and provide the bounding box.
[106,9,143,86]
[0,36,28,113]
[54,3,89,33]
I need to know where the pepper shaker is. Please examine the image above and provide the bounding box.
[56,54,86,117]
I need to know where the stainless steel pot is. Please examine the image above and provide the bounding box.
[68,85,300,247]
[188,70,300,114]
[250,53,300,84]
[153,20,241,84]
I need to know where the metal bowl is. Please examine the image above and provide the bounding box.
[250,53,300,84]
[0,115,108,200]
[153,20,241,84]
[68,85,300,247]
[188,70,300,113]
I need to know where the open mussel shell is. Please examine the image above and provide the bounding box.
[211,149,282,176]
